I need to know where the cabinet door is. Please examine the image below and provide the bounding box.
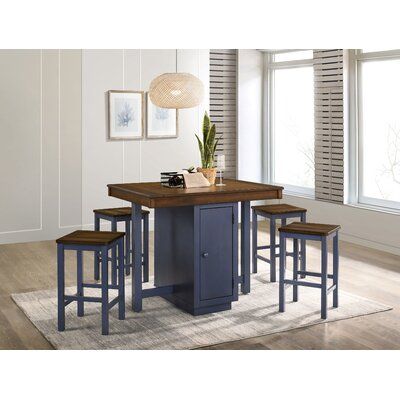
[199,205,235,301]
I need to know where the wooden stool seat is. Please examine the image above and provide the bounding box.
[252,203,307,216]
[279,222,341,236]
[56,230,125,246]
[93,207,150,218]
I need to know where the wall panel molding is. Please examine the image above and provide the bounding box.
[0,50,42,236]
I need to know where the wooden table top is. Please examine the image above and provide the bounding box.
[108,179,283,208]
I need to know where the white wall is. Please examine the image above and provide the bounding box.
[0,49,209,244]
[0,50,82,244]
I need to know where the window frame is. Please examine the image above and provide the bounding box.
[264,51,315,197]
[350,49,400,212]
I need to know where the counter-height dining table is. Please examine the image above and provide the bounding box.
[108,179,283,315]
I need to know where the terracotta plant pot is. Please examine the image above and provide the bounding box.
[197,167,217,185]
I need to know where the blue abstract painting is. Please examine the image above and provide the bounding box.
[109,91,143,139]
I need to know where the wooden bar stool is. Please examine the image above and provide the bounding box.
[93,207,150,285]
[252,204,307,282]
[56,230,125,335]
[278,222,340,319]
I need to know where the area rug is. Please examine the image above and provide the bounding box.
[11,273,391,350]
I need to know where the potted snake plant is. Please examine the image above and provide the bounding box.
[195,112,220,185]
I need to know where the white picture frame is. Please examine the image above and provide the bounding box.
[108,90,144,140]
[146,93,178,139]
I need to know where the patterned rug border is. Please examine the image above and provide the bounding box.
[11,282,393,350]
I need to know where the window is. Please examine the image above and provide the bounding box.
[274,50,313,63]
[354,49,400,210]
[266,51,315,196]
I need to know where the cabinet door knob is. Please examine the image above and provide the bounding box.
[202,252,209,258]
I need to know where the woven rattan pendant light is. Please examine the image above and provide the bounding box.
[149,72,204,109]
[149,51,204,109]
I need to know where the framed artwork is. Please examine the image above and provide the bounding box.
[108,90,144,140]
[146,93,178,139]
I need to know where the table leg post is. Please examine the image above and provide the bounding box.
[132,202,143,312]
[241,201,251,294]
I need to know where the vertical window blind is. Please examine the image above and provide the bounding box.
[314,49,344,203]
[209,49,237,178]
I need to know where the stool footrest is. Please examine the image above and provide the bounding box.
[65,294,102,304]
[256,254,271,264]
[64,294,121,310]
[82,282,119,290]
[257,244,279,250]
[256,251,296,264]
[295,271,333,279]
[283,279,322,289]
[107,296,120,310]
[327,284,337,295]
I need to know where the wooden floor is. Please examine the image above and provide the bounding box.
[1,224,399,350]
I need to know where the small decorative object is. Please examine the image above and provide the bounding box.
[216,154,226,186]
[183,172,211,188]
[160,172,184,188]
[149,72,204,109]
[147,94,178,139]
[108,90,144,140]
[195,111,220,185]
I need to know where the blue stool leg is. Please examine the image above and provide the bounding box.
[57,243,65,331]
[300,212,307,278]
[281,218,287,257]
[279,232,286,312]
[101,246,109,335]
[333,232,339,308]
[293,238,299,302]
[125,220,131,276]
[111,219,118,286]
[143,213,149,283]
[94,215,100,280]
[77,250,84,317]
[118,238,125,320]
[252,209,258,273]
[321,237,328,319]
[270,217,276,282]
